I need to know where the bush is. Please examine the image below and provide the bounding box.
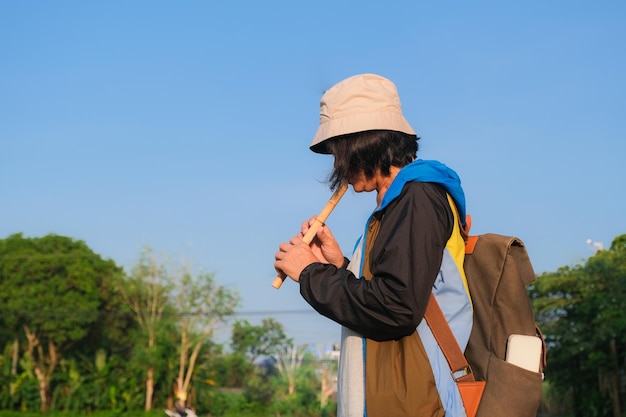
[0,411,165,417]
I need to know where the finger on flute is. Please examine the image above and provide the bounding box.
[272,182,348,289]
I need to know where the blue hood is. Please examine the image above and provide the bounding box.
[378,159,467,226]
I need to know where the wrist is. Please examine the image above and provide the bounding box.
[331,257,349,269]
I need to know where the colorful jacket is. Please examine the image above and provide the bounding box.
[299,159,472,417]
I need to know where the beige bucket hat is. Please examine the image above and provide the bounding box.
[310,73,416,154]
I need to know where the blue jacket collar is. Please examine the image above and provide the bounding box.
[378,159,467,226]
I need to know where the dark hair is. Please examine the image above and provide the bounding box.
[325,130,419,190]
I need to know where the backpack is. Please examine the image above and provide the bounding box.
[425,218,547,417]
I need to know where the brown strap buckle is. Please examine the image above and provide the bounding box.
[452,365,475,382]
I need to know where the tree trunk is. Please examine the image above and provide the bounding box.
[573,358,583,417]
[320,367,328,408]
[145,366,154,411]
[609,339,622,417]
[176,328,188,401]
[33,367,51,412]
[319,365,336,408]
[11,337,18,375]
[23,327,58,413]
[145,328,156,411]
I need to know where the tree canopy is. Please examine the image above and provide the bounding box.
[0,233,123,411]
[532,233,626,417]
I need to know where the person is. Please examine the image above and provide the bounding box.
[274,73,473,417]
[164,399,197,417]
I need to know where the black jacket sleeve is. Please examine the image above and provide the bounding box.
[298,182,454,341]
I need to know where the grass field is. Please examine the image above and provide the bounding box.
[0,411,279,417]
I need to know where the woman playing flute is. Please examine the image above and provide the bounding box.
[274,74,471,417]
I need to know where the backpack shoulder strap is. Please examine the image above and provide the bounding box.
[458,212,478,254]
[466,235,479,254]
[424,293,475,383]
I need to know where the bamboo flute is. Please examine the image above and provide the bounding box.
[272,182,348,289]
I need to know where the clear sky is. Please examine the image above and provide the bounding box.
[2,1,625,348]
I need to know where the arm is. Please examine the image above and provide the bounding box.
[299,182,454,341]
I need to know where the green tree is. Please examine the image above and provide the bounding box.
[51,261,139,413]
[231,318,291,366]
[273,343,308,396]
[313,344,339,409]
[170,261,240,406]
[225,318,290,390]
[532,233,626,417]
[119,247,175,411]
[0,233,122,412]
[269,350,331,417]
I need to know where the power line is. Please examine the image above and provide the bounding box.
[0,309,318,320]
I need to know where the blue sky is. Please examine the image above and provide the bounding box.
[2,1,625,348]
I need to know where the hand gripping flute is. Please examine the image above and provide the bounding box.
[272,182,348,289]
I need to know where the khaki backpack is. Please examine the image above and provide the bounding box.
[426,224,547,417]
